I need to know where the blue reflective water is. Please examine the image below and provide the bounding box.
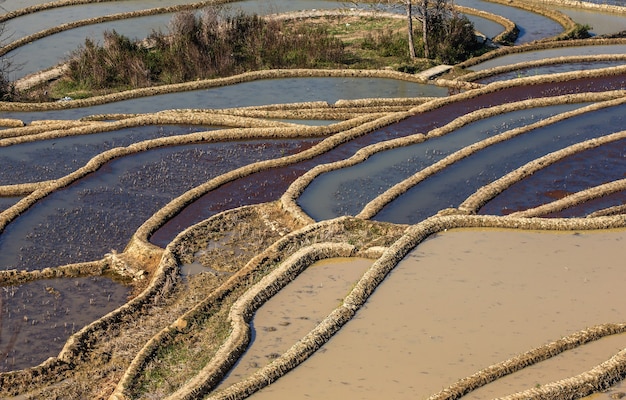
[4,0,347,78]
[2,77,449,123]
[0,197,20,212]
[464,13,505,39]
[457,0,564,43]
[373,102,626,224]
[0,138,318,271]
[470,45,626,71]
[0,125,212,184]
[477,61,626,84]
[298,103,586,221]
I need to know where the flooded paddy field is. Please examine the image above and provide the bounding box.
[0,197,20,213]
[372,102,626,224]
[0,125,213,184]
[215,257,373,390]
[544,6,626,36]
[2,76,447,123]
[1,0,626,398]
[0,138,319,271]
[457,0,564,43]
[0,276,129,372]
[480,137,626,216]
[476,61,626,84]
[247,229,626,400]
[469,44,626,71]
[298,102,588,221]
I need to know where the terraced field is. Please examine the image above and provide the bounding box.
[1,0,625,399]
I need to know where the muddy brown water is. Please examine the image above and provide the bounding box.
[217,257,373,390]
[248,228,626,400]
[480,137,626,216]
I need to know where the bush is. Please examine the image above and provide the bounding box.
[64,7,345,91]
[415,14,482,64]
[428,14,481,64]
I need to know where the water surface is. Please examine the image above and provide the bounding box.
[480,137,626,216]
[373,103,626,224]
[1,276,130,371]
[3,77,448,123]
[250,229,626,399]
[470,45,626,71]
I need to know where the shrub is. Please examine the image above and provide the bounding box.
[64,7,345,91]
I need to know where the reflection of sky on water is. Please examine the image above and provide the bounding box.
[457,0,563,43]
[477,61,626,84]
[298,103,585,221]
[3,77,449,123]
[0,125,211,184]
[373,103,626,224]
[4,0,350,78]
[5,0,588,78]
[550,6,626,36]
[0,139,314,271]
[471,45,626,71]
[0,197,20,212]
[1,276,130,371]
[480,137,626,216]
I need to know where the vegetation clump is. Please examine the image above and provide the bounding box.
[63,8,346,93]
[54,6,485,97]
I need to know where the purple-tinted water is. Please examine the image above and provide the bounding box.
[149,77,626,244]
[372,102,626,224]
[0,139,318,271]
[479,137,626,216]
[297,103,585,221]
[0,125,212,184]
[0,276,130,371]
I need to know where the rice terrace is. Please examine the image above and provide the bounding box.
[0,0,626,398]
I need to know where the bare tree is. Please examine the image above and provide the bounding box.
[0,22,17,100]
[405,0,417,59]
[413,0,454,60]
[344,0,454,60]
